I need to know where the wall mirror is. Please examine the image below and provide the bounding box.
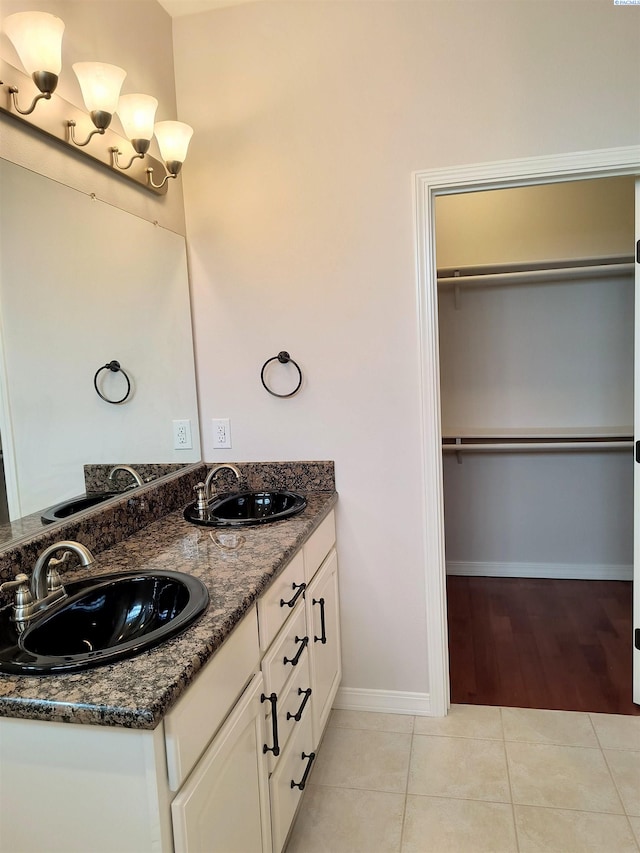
[0,157,201,549]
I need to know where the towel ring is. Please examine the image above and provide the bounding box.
[260,351,303,398]
[93,360,131,404]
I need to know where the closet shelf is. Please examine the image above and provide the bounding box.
[437,254,633,289]
[442,434,633,455]
[442,426,633,440]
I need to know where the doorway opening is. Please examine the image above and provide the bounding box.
[436,178,637,715]
[414,146,640,718]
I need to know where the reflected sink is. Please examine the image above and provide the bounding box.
[183,490,307,528]
[0,570,209,675]
[41,491,120,524]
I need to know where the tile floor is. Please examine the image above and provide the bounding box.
[285,705,640,853]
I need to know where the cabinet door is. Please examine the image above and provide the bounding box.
[306,548,342,747]
[171,672,272,853]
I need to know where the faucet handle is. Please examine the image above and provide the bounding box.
[194,482,208,512]
[0,572,31,594]
[0,574,35,625]
[46,565,65,596]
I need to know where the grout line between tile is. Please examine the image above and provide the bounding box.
[586,711,602,749]
[398,718,414,853]
[600,744,633,819]
[500,708,521,853]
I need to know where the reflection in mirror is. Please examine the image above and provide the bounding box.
[0,158,201,546]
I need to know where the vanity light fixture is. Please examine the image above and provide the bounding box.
[111,93,158,170]
[0,11,193,194]
[68,62,126,146]
[3,11,64,115]
[147,121,194,188]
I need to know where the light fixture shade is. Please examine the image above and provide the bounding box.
[154,121,194,164]
[73,62,126,114]
[3,11,64,76]
[117,93,158,142]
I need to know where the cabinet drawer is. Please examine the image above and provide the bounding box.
[261,601,307,699]
[269,709,315,853]
[164,608,260,792]
[258,550,305,651]
[303,511,336,583]
[265,653,312,774]
[262,601,309,696]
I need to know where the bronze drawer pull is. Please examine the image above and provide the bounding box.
[283,635,308,667]
[291,752,316,790]
[280,582,306,609]
[286,687,312,722]
[313,596,327,644]
[261,692,280,756]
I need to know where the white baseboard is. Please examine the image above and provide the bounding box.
[333,687,434,716]
[446,560,632,581]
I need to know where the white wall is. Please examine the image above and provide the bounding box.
[174,1,640,705]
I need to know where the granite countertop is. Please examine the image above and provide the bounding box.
[0,491,337,730]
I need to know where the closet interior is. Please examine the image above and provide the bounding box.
[436,176,638,714]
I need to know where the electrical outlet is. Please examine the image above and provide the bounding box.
[212,418,231,449]
[173,419,193,450]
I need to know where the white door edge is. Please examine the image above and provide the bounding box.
[634,178,640,705]
[414,145,640,717]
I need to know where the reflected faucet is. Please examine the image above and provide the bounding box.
[204,463,241,501]
[108,464,144,489]
[0,540,94,629]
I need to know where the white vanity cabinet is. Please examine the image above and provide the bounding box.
[171,672,273,853]
[0,509,340,853]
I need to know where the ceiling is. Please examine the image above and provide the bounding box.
[157,0,261,16]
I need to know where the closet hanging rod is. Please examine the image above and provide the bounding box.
[437,254,632,278]
[437,262,633,289]
[442,440,633,454]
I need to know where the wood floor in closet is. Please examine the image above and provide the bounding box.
[447,576,640,716]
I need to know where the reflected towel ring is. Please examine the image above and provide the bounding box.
[260,351,303,398]
[93,360,131,404]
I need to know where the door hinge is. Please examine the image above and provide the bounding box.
[635,628,640,651]
[637,240,640,263]
[636,441,640,464]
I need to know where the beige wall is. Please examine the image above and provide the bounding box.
[436,177,636,268]
[0,0,186,233]
[174,0,640,701]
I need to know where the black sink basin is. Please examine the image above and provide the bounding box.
[183,490,307,527]
[0,570,209,675]
[41,491,120,524]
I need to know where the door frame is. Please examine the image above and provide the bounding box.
[414,145,640,717]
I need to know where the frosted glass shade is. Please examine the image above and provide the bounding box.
[117,93,158,141]
[73,62,126,114]
[4,11,64,76]
[154,121,194,164]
